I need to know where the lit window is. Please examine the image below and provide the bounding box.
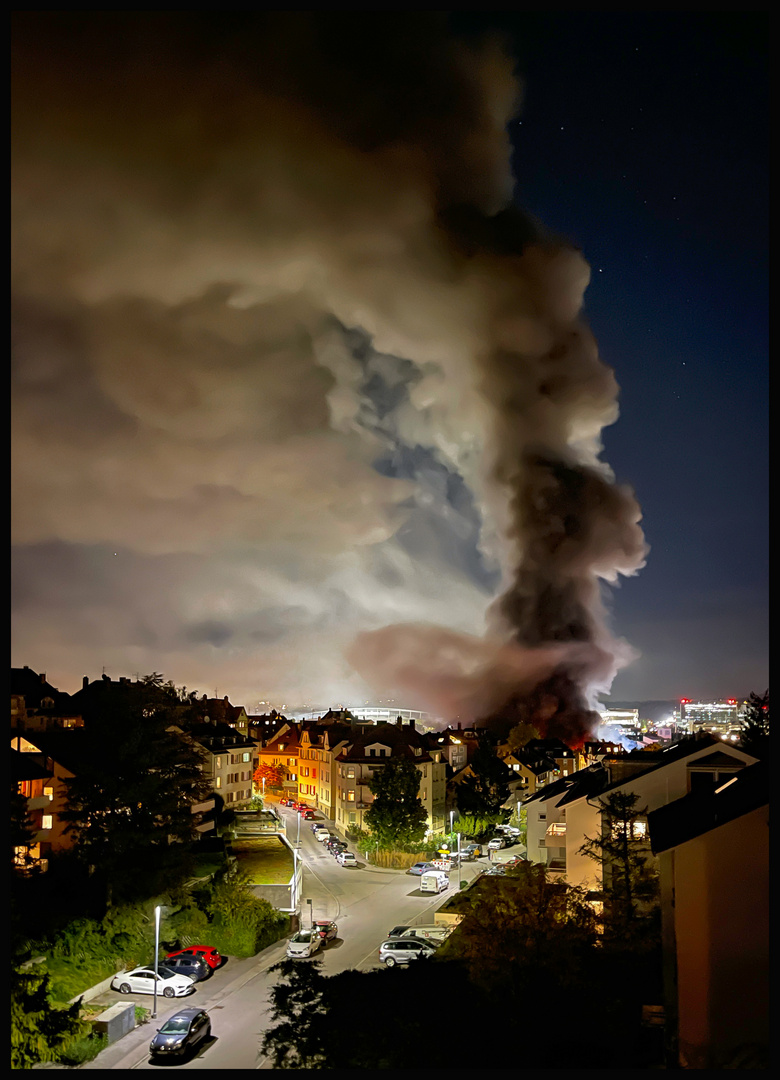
[215,778,221,789]
[347,791,355,802]
[44,787,54,801]
[42,815,53,830]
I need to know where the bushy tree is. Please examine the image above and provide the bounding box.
[740,689,769,758]
[253,762,285,793]
[578,790,659,938]
[454,732,511,817]
[364,755,428,849]
[60,675,212,905]
[11,968,88,1069]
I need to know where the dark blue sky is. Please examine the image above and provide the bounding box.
[452,13,768,700]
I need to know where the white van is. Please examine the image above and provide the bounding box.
[400,925,452,944]
[419,870,449,894]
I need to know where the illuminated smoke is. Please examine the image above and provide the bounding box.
[12,14,646,727]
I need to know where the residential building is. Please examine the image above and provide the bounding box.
[647,760,769,1069]
[11,666,83,732]
[188,720,258,809]
[297,722,352,817]
[523,734,758,889]
[334,719,447,836]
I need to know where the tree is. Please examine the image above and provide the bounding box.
[60,676,212,905]
[454,732,511,817]
[740,689,769,759]
[505,720,540,753]
[11,968,88,1069]
[364,755,427,849]
[253,762,285,793]
[578,791,659,938]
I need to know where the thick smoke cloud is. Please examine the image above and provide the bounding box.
[12,14,646,729]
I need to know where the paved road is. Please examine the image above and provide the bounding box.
[79,810,490,1069]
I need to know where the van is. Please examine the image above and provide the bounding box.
[419,870,449,894]
[400,925,452,944]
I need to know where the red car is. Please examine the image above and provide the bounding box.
[166,946,222,971]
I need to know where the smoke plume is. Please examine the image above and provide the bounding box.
[12,14,646,731]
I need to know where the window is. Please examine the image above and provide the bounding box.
[348,812,356,824]
[215,778,222,788]
[215,757,222,769]
[41,815,53,830]
[539,813,547,821]
[347,767,355,779]
[44,787,54,801]
[347,791,355,802]
[242,752,251,762]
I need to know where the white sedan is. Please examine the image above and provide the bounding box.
[286,930,323,959]
[111,966,194,998]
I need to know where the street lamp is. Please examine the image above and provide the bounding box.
[152,904,161,1019]
[449,809,455,836]
[296,810,301,848]
[306,898,313,930]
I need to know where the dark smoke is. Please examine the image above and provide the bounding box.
[12,14,647,726]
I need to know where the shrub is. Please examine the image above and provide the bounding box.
[57,1031,109,1066]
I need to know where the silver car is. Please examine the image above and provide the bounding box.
[286,930,323,959]
[378,938,436,967]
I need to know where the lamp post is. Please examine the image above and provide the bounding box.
[449,809,455,837]
[152,904,161,1019]
[296,809,301,848]
[457,831,462,889]
[306,897,313,930]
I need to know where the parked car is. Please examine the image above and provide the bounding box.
[311,821,327,832]
[496,825,521,838]
[316,831,337,844]
[461,843,481,859]
[314,920,338,943]
[166,946,222,971]
[149,1007,211,1059]
[112,966,194,998]
[486,864,507,876]
[161,955,210,981]
[303,810,317,820]
[327,841,348,855]
[387,925,412,938]
[336,851,358,867]
[407,862,436,876]
[286,930,323,959]
[279,798,294,806]
[487,836,506,850]
[378,938,436,967]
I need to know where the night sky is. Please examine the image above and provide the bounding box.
[11,13,767,716]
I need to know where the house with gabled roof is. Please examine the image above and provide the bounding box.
[187,718,258,809]
[647,760,768,1069]
[333,718,447,836]
[11,665,83,732]
[523,733,758,890]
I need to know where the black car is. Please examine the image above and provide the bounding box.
[149,1007,211,1058]
[387,925,412,938]
[162,954,210,981]
[327,840,348,854]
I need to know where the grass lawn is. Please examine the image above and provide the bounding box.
[232,837,294,884]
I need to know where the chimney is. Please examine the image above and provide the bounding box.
[40,672,47,684]
[396,716,403,727]
[408,717,415,731]
[102,673,110,682]
[83,676,89,690]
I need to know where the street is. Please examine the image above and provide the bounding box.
[82,808,489,1069]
